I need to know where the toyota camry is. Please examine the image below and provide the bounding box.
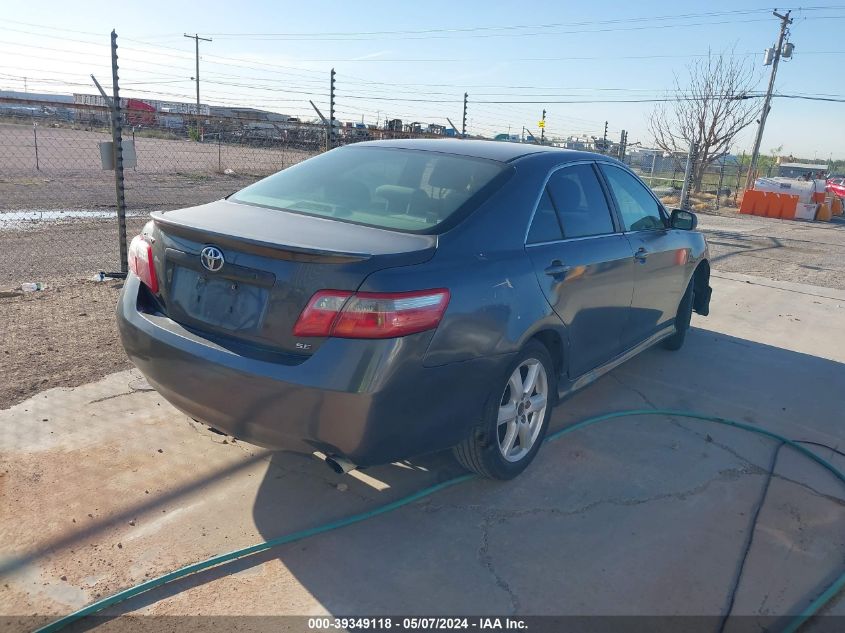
[118,139,711,479]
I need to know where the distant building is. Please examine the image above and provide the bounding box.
[0,90,73,103]
[776,162,828,179]
[73,93,211,116]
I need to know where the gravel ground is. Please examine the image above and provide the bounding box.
[2,203,844,411]
[697,211,845,290]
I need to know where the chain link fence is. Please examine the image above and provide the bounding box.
[0,87,460,407]
[0,100,330,407]
[625,149,753,212]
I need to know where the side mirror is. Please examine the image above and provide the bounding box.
[670,208,697,231]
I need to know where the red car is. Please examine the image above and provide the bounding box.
[827,177,845,200]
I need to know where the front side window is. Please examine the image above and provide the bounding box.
[600,164,665,232]
[546,164,615,238]
[231,146,506,233]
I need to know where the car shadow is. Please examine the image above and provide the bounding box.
[87,324,845,622]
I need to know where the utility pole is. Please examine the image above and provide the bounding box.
[745,10,792,191]
[602,121,608,153]
[462,92,468,138]
[184,33,211,141]
[680,140,699,210]
[540,109,546,144]
[328,68,336,150]
[618,130,627,161]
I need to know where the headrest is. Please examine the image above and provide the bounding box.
[552,178,584,210]
[428,159,475,191]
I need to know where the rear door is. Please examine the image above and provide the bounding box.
[525,162,635,378]
[598,163,689,348]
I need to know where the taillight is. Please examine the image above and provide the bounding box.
[293,289,450,339]
[128,235,159,293]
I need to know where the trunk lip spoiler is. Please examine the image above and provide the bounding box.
[151,211,377,263]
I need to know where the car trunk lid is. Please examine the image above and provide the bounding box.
[148,199,436,356]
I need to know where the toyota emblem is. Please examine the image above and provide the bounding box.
[200,246,225,272]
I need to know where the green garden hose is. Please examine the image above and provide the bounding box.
[36,409,845,633]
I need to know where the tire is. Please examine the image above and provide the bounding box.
[453,341,555,479]
[662,278,695,351]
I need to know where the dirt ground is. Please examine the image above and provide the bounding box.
[0,280,131,409]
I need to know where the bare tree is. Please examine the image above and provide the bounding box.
[649,50,759,192]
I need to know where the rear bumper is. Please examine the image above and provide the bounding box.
[118,275,509,466]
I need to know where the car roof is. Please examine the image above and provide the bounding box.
[347,138,602,164]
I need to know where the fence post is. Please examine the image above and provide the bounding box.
[218,132,222,172]
[462,93,468,138]
[33,122,39,170]
[110,30,128,275]
[327,68,335,151]
[680,141,698,210]
[715,156,726,210]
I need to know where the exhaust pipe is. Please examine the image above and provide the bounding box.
[315,452,357,474]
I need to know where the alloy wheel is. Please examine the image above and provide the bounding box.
[497,359,549,462]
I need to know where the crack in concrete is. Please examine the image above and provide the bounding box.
[87,390,133,405]
[666,419,845,506]
[607,374,845,505]
[425,466,758,521]
[610,373,659,409]
[477,514,520,614]
[419,466,765,617]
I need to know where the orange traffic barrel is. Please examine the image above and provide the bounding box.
[817,203,832,221]
[832,196,843,216]
[752,191,771,216]
[780,195,799,220]
[739,191,755,214]
[812,191,826,204]
[766,193,783,218]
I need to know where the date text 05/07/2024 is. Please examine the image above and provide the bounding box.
[307,617,528,630]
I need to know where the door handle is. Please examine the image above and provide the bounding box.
[634,247,649,263]
[544,260,571,279]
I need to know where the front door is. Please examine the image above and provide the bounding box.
[525,163,635,378]
[598,164,689,348]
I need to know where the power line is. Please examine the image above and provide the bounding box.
[202,14,845,41]
[200,7,844,38]
[251,49,845,63]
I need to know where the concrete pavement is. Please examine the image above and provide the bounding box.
[1,271,843,630]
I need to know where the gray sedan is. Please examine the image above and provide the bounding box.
[118,139,711,479]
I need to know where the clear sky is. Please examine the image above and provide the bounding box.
[1,1,844,158]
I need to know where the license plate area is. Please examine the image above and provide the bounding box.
[169,265,270,332]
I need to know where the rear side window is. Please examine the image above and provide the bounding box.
[600,164,665,232]
[546,164,615,238]
[526,190,563,244]
[230,146,505,233]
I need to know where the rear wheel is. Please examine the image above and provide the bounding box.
[662,278,694,351]
[453,341,555,479]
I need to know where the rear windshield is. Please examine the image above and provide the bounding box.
[231,146,505,233]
